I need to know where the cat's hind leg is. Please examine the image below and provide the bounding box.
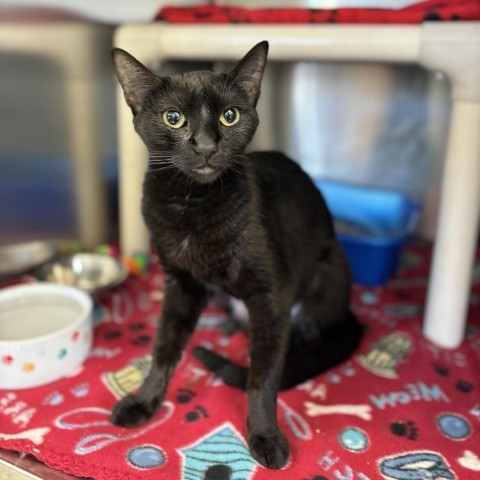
[194,241,363,391]
[281,240,363,388]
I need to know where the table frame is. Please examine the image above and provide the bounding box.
[114,22,480,348]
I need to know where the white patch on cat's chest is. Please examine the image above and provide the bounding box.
[230,297,249,322]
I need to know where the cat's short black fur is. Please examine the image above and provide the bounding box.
[110,41,363,469]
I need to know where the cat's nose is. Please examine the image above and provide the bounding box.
[190,133,218,159]
[193,141,217,159]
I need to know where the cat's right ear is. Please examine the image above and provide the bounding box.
[112,48,159,115]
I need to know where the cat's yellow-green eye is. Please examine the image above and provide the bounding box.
[162,109,186,129]
[220,107,240,127]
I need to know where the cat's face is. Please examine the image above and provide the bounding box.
[113,42,268,184]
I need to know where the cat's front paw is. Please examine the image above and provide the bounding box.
[248,429,290,469]
[110,394,155,428]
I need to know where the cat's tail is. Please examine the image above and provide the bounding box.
[193,312,363,391]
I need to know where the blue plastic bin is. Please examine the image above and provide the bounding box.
[315,179,421,286]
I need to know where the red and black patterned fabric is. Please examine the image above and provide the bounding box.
[156,1,480,24]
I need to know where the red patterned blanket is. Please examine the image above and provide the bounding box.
[0,243,479,479]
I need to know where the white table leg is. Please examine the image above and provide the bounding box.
[420,23,480,348]
[423,101,480,347]
[114,26,162,257]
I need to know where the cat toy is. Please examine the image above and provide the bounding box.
[95,244,149,275]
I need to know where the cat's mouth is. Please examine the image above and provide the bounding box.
[192,165,217,176]
[190,163,223,183]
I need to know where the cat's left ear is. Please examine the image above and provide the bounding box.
[228,41,269,107]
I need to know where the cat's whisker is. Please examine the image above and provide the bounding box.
[148,168,169,173]
[229,154,246,169]
[147,163,181,175]
[148,161,175,166]
[149,160,172,164]
[226,165,243,177]
[147,162,176,169]
[229,162,242,171]
[149,154,171,157]
[150,149,174,155]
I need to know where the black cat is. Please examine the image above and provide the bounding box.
[111,41,363,469]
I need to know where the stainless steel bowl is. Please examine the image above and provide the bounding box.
[36,253,128,294]
[0,241,57,278]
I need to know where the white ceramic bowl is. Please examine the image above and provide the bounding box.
[0,283,93,389]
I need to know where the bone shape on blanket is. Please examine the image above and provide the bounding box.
[305,402,373,421]
[0,427,50,445]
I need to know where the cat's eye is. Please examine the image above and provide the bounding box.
[162,109,186,129]
[220,107,240,127]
